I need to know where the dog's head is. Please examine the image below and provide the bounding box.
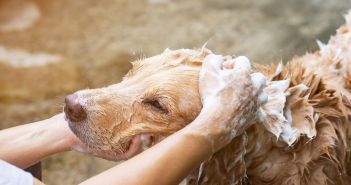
[64,49,210,160]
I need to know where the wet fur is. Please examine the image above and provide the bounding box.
[69,12,351,184]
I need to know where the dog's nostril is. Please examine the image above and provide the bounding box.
[64,94,87,122]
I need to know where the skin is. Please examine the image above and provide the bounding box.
[0,113,81,168]
[0,54,265,184]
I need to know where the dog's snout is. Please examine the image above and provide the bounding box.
[64,94,87,122]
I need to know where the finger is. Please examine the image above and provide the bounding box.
[250,72,266,92]
[202,54,224,73]
[233,56,251,71]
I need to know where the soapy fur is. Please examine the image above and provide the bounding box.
[66,12,351,184]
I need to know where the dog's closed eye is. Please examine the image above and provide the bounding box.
[143,99,169,114]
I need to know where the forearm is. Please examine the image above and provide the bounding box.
[0,114,71,168]
[81,117,213,185]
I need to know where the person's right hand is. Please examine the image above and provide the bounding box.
[185,54,267,153]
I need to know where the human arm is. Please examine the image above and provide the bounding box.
[0,113,83,169]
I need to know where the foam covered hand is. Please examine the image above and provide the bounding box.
[187,54,267,152]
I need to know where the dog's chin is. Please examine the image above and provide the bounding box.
[76,134,157,161]
[67,127,156,160]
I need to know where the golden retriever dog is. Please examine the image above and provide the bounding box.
[63,12,351,185]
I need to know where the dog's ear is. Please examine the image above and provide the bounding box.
[261,80,318,146]
[259,57,348,146]
[259,62,322,146]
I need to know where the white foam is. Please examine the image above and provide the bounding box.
[258,92,268,105]
[251,72,266,90]
[234,56,251,70]
[257,108,266,123]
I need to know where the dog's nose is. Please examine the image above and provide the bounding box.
[64,94,87,122]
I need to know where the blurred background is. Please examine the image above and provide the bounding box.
[0,0,351,184]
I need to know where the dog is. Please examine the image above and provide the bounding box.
[63,12,351,185]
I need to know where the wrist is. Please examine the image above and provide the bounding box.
[183,104,236,152]
[182,115,227,153]
[177,128,213,157]
[43,114,75,152]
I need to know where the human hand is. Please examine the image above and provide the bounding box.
[49,113,90,153]
[185,54,267,153]
[56,114,117,159]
